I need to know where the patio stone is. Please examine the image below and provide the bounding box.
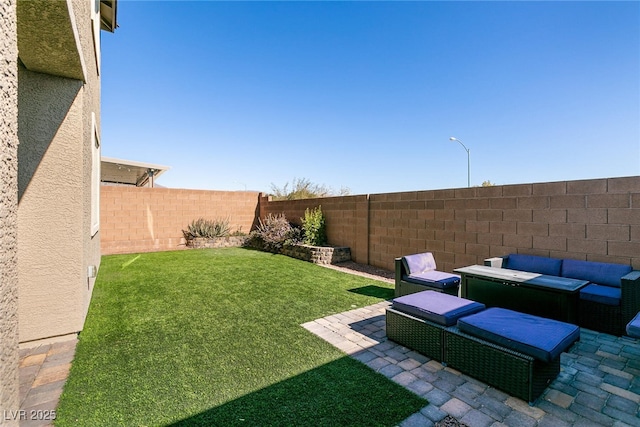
[303,298,640,426]
[574,390,606,411]
[392,371,419,387]
[378,363,404,379]
[420,403,448,422]
[459,408,495,427]
[544,389,574,409]
[406,379,434,396]
[424,388,453,406]
[600,383,640,404]
[399,411,435,427]
[569,402,616,426]
[605,394,639,414]
[440,397,473,419]
[476,394,512,420]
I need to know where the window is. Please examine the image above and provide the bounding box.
[91,112,100,236]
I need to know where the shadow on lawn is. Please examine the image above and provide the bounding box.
[347,285,394,300]
[168,356,425,427]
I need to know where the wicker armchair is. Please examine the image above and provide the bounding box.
[394,253,460,298]
[578,270,640,336]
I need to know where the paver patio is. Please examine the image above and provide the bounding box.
[302,301,640,427]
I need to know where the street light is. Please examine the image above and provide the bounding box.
[449,137,470,188]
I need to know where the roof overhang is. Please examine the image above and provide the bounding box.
[101,157,170,187]
[17,0,117,81]
[17,0,87,80]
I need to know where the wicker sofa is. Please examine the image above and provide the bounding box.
[394,252,460,297]
[486,254,640,336]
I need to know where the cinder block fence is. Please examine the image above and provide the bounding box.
[101,176,640,272]
[100,186,260,254]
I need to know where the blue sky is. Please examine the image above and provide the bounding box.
[101,1,640,194]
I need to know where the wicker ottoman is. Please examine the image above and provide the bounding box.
[385,290,485,361]
[444,307,580,403]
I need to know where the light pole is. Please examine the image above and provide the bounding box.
[449,137,470,187]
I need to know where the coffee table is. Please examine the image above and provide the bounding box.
[454,265,589,323]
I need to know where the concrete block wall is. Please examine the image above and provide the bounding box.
[100,186,260,255]
[263,176,640,273]
[261,195,370,264]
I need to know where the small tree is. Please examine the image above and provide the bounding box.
[302,206,327,246]
[270,178,351,201]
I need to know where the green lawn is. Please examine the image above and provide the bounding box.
[55,248,426,426]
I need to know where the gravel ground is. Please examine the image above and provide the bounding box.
[319,260,395,283]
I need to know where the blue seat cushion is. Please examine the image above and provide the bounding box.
[457,307,580,363]
[392,290,485,326]
[504,254,562,276]
[404,271,461,289]
[402,253,437,274]
[579,283,621,306]
[626,312,640,338]
[561,259,632,288]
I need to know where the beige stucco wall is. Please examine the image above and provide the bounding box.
[0,0,19,421]
[17,0,102,344]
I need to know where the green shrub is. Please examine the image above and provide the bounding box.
[182,217,231,240]
[302,206,327,246]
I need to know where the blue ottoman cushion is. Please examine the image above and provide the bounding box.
[626,312,640,338]
[579,283,621,306]
[505,254,562,276]
[405,271,461,289]
[457,307,580,363]
[392,290,485,327]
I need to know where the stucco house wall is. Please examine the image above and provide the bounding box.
[0,0,20,422]
[16,0,109,344]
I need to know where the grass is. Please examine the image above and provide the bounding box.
[55,248,426,426]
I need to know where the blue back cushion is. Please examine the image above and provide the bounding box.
[402,252,437,274]
[505,254,562,276]
[561,259,631,288]
[457,307,580,362]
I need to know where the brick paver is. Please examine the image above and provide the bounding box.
[18,338,78,427]
[301,301,640,426]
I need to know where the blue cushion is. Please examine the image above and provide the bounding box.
[457,307,580,363]
[392,290,485,326]
[504,254,562,276]
[561,259,632,288]
[402,253,437,274]
[579,283,621,306]
[404,271,461,289]
[626,312,640,338]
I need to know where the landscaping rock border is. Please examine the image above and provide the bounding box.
[185,236,248,249]
[281,244,351,265]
